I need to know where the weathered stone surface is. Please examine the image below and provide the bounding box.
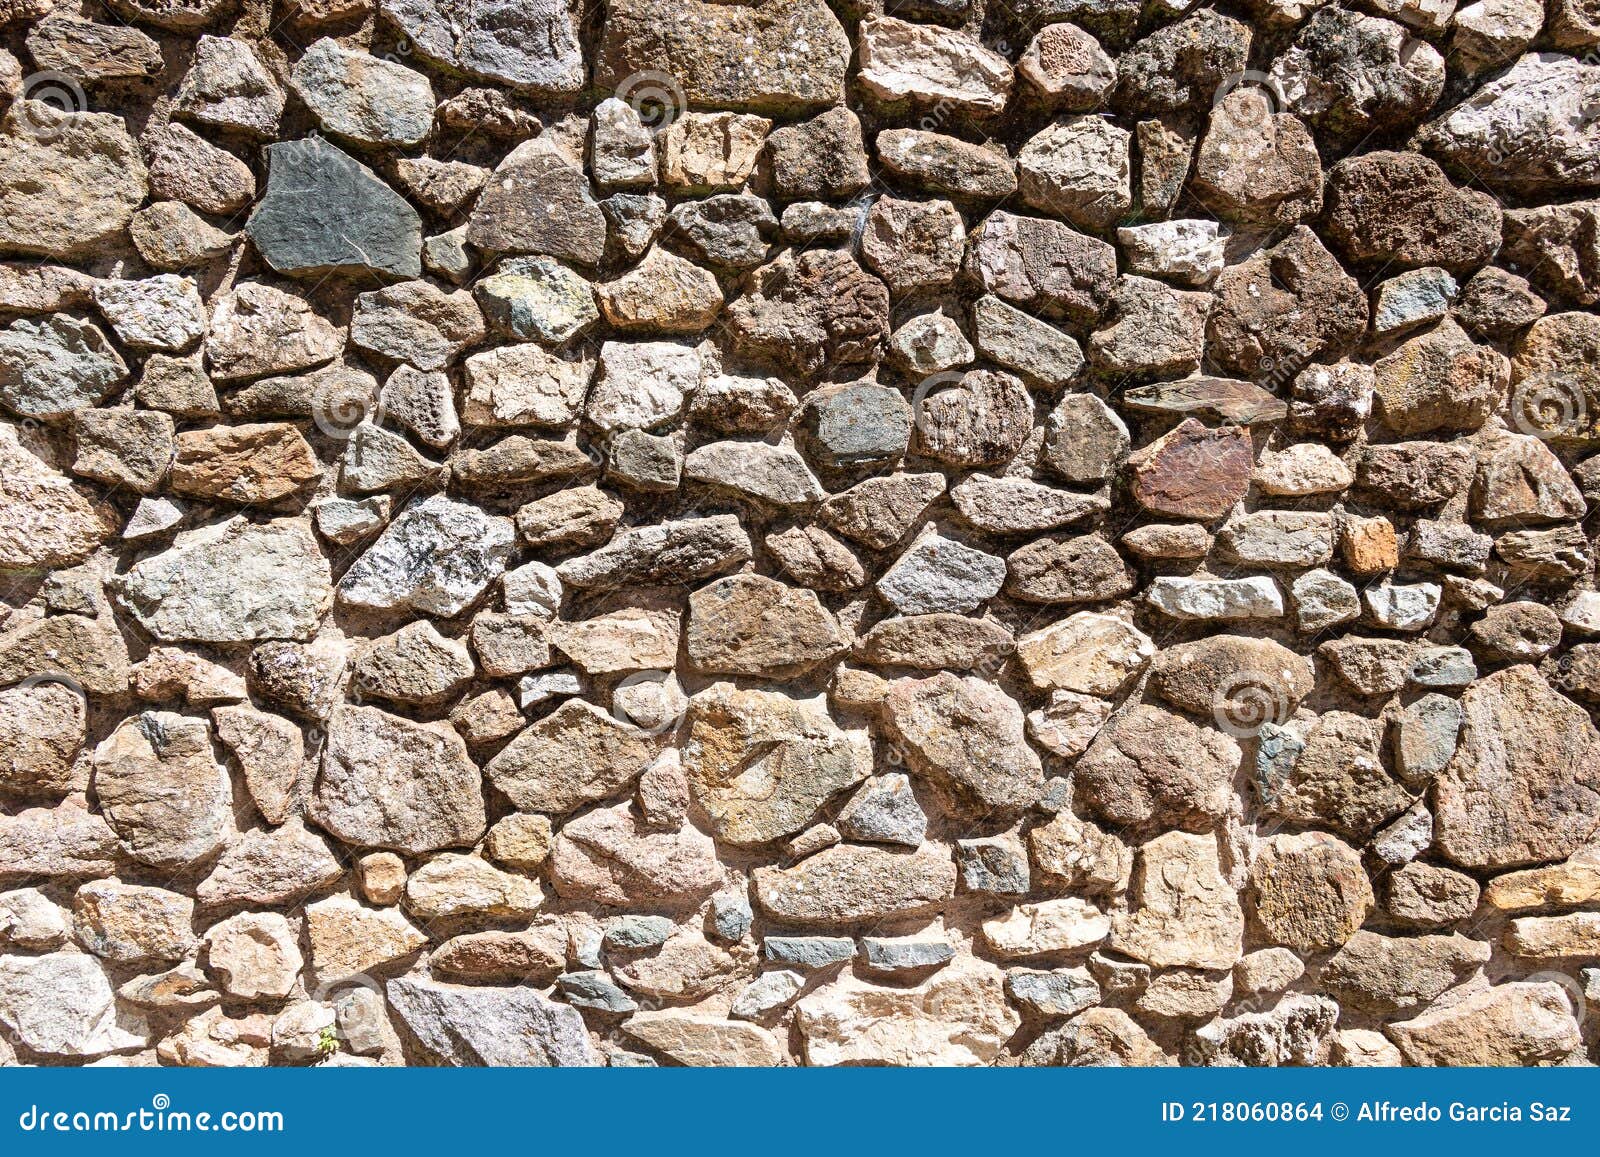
[1249,832,1374,953]
[312,704,486,855]
[1434,667,1600,869]
[1421,53,1600,193]
[486,699,656,815]
[857,16,1012,115]
[595,0,849,114]
[1129,420,1251,521]
[116,517,331,644]
[93,712,232,871]
[1387,981,1582,1066]
[1270,8,1444,148]
[469,137,606,266]
[0,951,143,1058]
[753,843,955,929]
[1075,706,1238,834]
[1208,226,1367,378]
[967,211,1117,327]
[387,977,599,1066]
[0,105,147,260]
[248,137,421,280]
[1113,833,1242,971]
[800,953,1011,1062]
[551,801,722,908]
[340,496,515,618]
[884,673,1043,816]
[1322,931,1490,1017]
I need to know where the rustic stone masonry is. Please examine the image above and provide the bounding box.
[0,0,1599,1067]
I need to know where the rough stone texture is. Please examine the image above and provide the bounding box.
[0,0,1591,1072]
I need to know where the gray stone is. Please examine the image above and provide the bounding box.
[558,970,638,1014]
[248,137,422,280]
[835,774,927,847]
[878,533,1006,616]
[116,517,332,644]
[380,0,584,95]
[174,35,285,137]
[291,38,434,147]
[339,495,516,618]
[387,977,600,1065]
[0,314,127,420]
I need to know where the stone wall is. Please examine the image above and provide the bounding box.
[0,0,1597,1067]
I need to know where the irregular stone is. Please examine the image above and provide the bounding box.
[594,0,849,115]
[1435,666,1600,870]
[1270,8,1444,148]
[1128,419,1251,522]
[0,105,147,260]
[876,129,1017,200]
[0,951,143,1059]
[622,1014,782,1066]
[248,136,422,280]
[93,712,231,871]
[1191,88,1321,227]
[1208,226,1367,378]
[1420,52,1600,193]
[339,495,514,618]
[1112,832,1243,970]
[311,704,485,855]
[291,38,434,147]
[486,699,656,815]
[1077,702,1240,834]
[727,250,889,379]
[1387,981,1582,1066]
[551,801,722,908]
[983,897,1109,957]
[73,881,193,966]
[467,137,606,266]
[683,684,870,846]
[386,977,599,1066]
[1249,832,1373,953]
[856,16,1012,115]
[883,673,1043,816]
[966,211,1117,328]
